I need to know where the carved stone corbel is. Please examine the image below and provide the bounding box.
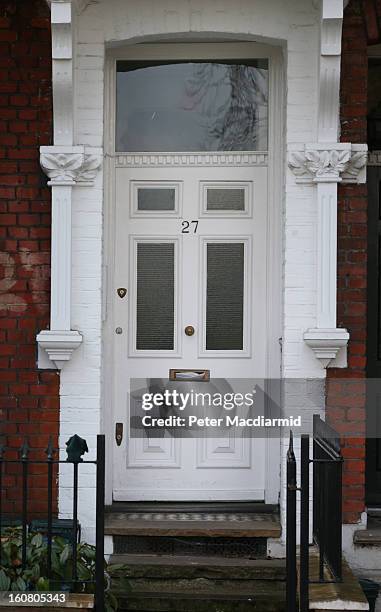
[288,144,367,184]
[40,146,102,186]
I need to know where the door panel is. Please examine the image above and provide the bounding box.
[113,162,268,500]
[112,52,270,501]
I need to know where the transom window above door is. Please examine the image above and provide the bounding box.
[116,60,268,152]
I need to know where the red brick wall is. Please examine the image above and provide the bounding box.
[326,0,368,524]
[0,0,58,517]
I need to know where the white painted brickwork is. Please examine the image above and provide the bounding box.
[60,0,325,544]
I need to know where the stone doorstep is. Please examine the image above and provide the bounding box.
[110,554,286,611]
[105,512,281,538]
[109,553,287,580]
[114,580,286,612]
[307,549,369,611]
[0,594,94,610]
[115,594,286,612]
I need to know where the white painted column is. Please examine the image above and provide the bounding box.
[316,181,338,330]
[289,142,367,367]
[315,0,344,335]
[288,0,367,368]
[51,185,72,331]
[37,1,101,368]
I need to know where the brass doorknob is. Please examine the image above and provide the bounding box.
[185,325,195,336]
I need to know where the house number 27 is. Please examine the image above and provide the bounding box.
[181,220,199,234]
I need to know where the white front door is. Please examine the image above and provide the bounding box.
[111,44,271,501]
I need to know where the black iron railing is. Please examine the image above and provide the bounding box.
[286,431,297,612]
[312,414,343,582]
[286,416,343,612]
[0,434,105,610]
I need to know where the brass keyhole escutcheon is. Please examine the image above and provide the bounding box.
[117,287,127,299]
[185,325,195,337]
[115,422,123,446]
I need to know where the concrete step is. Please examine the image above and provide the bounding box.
[113,579,286,612]
[354,528,381,546]
[106,511,281,559]
[308,550,369,611]
[109,554,286,612]
[109,554,286,580]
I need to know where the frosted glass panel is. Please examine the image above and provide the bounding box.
[207,188,245,211]
[138,188,175,211]
[136,243,174,350]
[116,61,268,152]
[206,243,244,350]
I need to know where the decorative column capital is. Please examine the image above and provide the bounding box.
[288,143,367,184]
[40,146,102,186]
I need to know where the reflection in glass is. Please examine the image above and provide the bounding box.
[117,61,268,152]
[136,243,175,350]
[206,243,244,350]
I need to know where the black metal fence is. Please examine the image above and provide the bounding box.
[312,415,343,582]
[286,416,343,612]
[0,434,105,610]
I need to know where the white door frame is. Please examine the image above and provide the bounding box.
[102,40,284,506]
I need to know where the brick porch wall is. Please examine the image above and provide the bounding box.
[327,0,368,524]
[0,0,58,517]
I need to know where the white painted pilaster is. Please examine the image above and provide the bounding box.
[286,0,367,369]
[37,1,101,368]
[318,0,343,143]
[51,185,72,330]
[316,181,337,329]
[51,2,73,145]
[289,142,367,367]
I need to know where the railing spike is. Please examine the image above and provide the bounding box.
[287,430,295,459]
[20,438,29,461]
[45,436,54,460]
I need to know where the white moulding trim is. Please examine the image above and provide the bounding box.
[36,330,83,369]
[303,328,349,368]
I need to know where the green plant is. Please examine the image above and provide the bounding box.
[0,527,122,612]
